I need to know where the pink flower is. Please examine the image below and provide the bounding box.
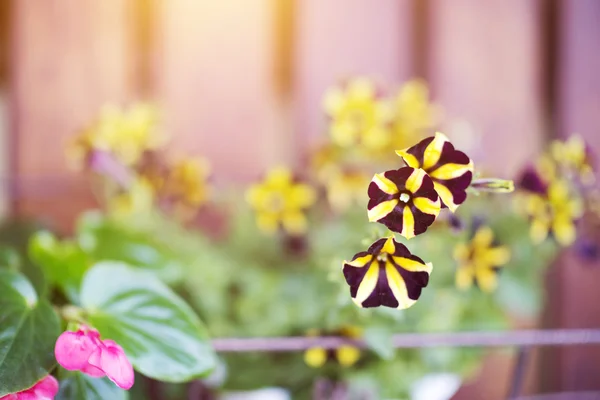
[54,326,134,390]
[0,375,59,400]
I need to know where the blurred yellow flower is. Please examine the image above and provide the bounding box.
[107,178,155,218]
[163,158,211,209]
[454,226,510,293]
[246,167,316,235]
[68,103,164,169]
[325,169,370,213]
[525,180,583,246]
[550,135,595,185]
[303,326,362,368]
[323,78,392,153]
[391,79,440,150]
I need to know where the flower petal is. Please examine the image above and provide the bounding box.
[54,330,99,371]
[98,341,135,390]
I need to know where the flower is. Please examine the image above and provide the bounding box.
[367,167,440,239]
[107,178,155,218]
[304,326,362,368]
[55,326,134,390]
[454,225,511,292]
[68,103,164,169]
[524,180,583,246]
[0,375,59,400]
[162,157,211,210]
[391,79,439,150]
[325,169,370,213]
[343,237,432,309]
[246,167,316,235]
[323,78,392,153]
[550,135,595,185]
[396,132,474,212]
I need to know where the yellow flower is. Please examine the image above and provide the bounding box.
[323,78,392,153]
[107,178,155,218]
[454,226,511,293]
[525,180,583,246]
[550,135,595,185]
[68,103,164,168]
[304,326,362,368]
[325,169,370,213]
[246,167,316,235]
[391,79,440,150]
[163,158,211,208]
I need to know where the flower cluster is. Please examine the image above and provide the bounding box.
[246,167,316,235]
[0,376,58,400]
[68,103,212,221]
[517,135,594,246]
[343,130,513,308]
[304,326,362,368]
[55,326,134,390]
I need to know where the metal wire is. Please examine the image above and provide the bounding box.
[211,329,600,352]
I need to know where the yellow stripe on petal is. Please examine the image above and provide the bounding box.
[395,149,420,168]
[429,162,473,180]
[401,206,415,239]
[393,257,432,274]
[385,263,417,309]
[422,132,449,170]
[413,196,441,217]
[381,237,396,254]
[353,263,379,306]
[405,168,426,193]
[433,181,458,212]
[345,254,373,268]
[372,173,399,195]
[368,199,399,222]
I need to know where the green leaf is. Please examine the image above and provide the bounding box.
[57,373,129,400]
[29,231,89,304]
[363,326,395,360]
[81,262,216,382]
[77,213,182,282]
[0,270,61,396]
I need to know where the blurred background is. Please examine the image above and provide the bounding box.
[0,0,599,398]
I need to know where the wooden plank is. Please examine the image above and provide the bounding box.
[154,0,279,182]
[428,0,544,177]
[555,0,600,391]
[11,0,134,231]
[293,0,414,152]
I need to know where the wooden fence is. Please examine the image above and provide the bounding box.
[3,0,600,397]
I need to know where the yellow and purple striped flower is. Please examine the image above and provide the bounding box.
[367,167,441,239]
[396,132,474,212]
[343,237,432,309]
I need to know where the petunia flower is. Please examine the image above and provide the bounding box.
[323,78,393,153]
[246,167,316,235]
[454,225,511,292]
[524,179,583,246]
[396,132,474,212]
[343,237,432,309]
[367,167,440,239]
[55,326,134,390]
[304,326,362,368]
[0,375,59,400]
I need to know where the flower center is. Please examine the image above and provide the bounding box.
[266,193,285,212]
[377,253,388,262]
[399,192,411,203]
